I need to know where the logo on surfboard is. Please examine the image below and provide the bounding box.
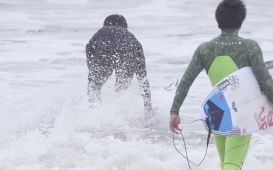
[267,111,273,127]
[232,101,237,112]
[242,128,247,134]
[204,91,233,132]
[217,75,240,91]
[220,95,224,101]
[230,128,247,135]
[229,75,240,90]
[217,80,230,91]
[231,128,241,135]
[254,107,273,130]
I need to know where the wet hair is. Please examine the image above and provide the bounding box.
[215,0,246,29]
[103,14,128,29]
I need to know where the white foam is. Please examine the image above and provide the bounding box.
[1,0,273,169]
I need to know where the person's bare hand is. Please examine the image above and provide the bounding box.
[169,114,182,134]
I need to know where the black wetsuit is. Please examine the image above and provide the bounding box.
[86,26,152,113]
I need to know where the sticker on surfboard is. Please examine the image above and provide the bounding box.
[200,60,273,136]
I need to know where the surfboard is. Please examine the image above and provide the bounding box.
[200,60,273,136]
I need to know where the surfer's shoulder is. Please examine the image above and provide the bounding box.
[196,41,211,52]
[241,38,261,48]
[242,38,263,54]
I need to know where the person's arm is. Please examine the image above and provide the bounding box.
[248,41,273,102]
[170,45,204,133]
[135,42,153,115]
[170,45,205,115]
[86,33,98,69]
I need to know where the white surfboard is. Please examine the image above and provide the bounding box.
[200,60,273,136]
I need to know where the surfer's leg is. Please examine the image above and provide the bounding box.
[88,63,114,106]
[214,135,226,169]
[115,66,133,92]
[88,77,107,104]
[222,134,251,170]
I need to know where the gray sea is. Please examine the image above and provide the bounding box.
[1,0,273,169]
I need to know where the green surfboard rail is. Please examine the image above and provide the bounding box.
[208,56,239,87]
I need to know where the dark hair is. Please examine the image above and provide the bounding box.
[103,14,128,29]
[215,0,246,29]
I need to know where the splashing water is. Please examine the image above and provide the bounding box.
[1,0,273,169]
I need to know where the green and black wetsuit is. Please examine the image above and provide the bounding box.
[170,30,273,170]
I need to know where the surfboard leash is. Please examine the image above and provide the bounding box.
[173,118,212,170]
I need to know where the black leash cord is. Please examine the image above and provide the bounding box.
[173,118,212,170]
[173,131,191,169]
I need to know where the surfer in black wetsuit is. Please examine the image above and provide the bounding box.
[86,14,153,115]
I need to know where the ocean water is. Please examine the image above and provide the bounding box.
[1,0,273,169]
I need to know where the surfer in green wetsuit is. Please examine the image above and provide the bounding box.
[169,0,273,169]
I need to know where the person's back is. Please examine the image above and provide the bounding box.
[87,26,145,90]
[187,31,273,91]
[86,14,152,114]
[169,0,273,170]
